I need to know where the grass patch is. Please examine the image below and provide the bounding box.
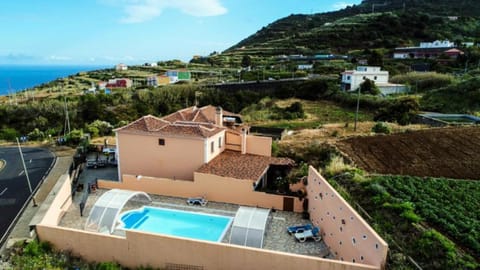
[242,98,373,129]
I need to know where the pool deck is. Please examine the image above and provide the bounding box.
[60,188,333,259]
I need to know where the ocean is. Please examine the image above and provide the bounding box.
[0,65,110,95]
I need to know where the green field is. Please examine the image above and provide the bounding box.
[331,172,480,269]
[241,98,373,129]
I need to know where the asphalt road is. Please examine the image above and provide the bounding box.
[0,147,55,244]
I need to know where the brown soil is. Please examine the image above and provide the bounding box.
[335,126,480,180]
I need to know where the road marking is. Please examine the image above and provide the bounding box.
[0,188,7,196]
[18,170,25,176]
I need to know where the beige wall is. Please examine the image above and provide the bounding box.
[99,173,303,212]
[205,131,225,163]
[37,225,379,270]
[40,174,73,226]
[225,131,241,151]
[306,166,388,268]
[117,132,205,181]
[35,165,381,270]
[246,135,272,156]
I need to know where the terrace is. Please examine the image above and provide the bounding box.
[60,188,333,259]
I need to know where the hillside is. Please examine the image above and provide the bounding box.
[225,0,480,56]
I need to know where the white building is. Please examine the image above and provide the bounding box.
[341,66,389,91]
[115,63,128,71]
[419,40,455,48]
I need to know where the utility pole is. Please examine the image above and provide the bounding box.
[62,86,71,138]
[16,137,37,207]
[354,87,361,132]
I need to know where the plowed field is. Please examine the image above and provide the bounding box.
[336,126,480,180]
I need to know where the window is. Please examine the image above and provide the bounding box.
[374,76,378,80]
[158,138,165,146]
[347,76,351,80]
[218,136,222,148]
[211,141,214,153]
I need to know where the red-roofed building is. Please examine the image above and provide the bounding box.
[115,105,280,181]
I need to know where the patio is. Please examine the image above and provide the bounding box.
[60,188,333,259]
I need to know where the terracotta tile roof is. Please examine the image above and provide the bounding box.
[114,115,169,133]
[196,151,294,181]
[116,105,240,138]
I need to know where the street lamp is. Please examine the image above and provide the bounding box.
[16,137,37,207]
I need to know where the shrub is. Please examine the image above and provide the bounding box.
[372,122,391,134]
[324,156,352,177]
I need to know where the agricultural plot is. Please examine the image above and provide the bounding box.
[336,126,480,180]
[372,175,480,261]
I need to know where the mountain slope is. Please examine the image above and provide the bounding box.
[225,0,480,56]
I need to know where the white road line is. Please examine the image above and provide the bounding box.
[18,170,25,176]
[0,188,7,196]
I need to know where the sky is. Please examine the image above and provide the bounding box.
[0,0,362,65]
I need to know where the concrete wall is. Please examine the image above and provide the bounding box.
[117,132,205,181]
[37,225,378,270]
[98,173,304,212]
[306,167,388,269]
[246,135,272,156]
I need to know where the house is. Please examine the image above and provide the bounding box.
[115,105,280,181]
[115,63,128,71]
[33,105,389,270]
[298,64,314,70]
[341,66,407,95]
[393,40,463,59]
[106,78,133,88]
[146,75,170,87]
[341,66,389,91]
[165,70,191,83]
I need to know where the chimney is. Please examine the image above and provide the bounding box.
[215,106,223,127]
[241,128,247,154]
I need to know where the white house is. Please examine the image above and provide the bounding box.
[341,66,389,91]
[115,63,128,71]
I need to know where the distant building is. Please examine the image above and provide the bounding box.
[145,62,158,67]
[106,78,133,88]
[297,64,313,70]
[394,40,463,59]
[341,66,389,91]
[166,70,191,84]
[146,75,170,87]
[341,66,408,95]
[115,63,128,71]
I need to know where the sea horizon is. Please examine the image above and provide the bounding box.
[0,64,111,95]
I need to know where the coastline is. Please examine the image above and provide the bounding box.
[0,65,109,95]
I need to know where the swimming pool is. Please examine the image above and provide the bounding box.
[118,206,233,242]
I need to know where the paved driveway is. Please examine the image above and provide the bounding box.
[0,147,55,244]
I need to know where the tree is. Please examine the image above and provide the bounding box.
[360,79,381,95]
[367,50,384,67]
[241,55,252,68]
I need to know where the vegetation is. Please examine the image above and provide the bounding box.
[421,76,480,114]
[325,167,480,269]
[371,122,391,134]
[390,72,455,93]
[6,240,164,270]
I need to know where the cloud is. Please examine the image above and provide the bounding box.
[47,55,72,61]
[332,2,354,10]
[119,0,227,23]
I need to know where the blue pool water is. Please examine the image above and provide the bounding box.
[119,207,233,242]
